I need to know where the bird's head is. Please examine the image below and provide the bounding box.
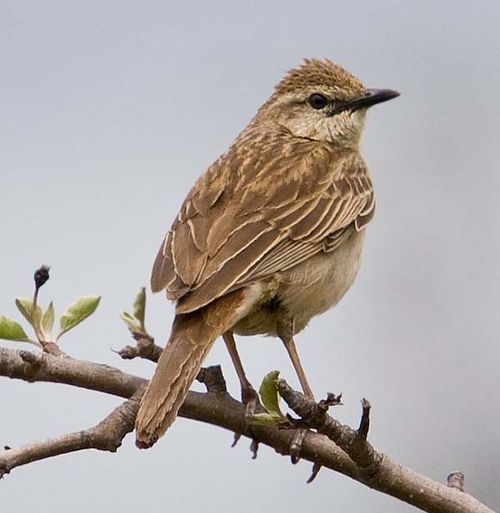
[258,59,399,148]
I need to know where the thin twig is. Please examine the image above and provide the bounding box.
[117,335,163,363]
[0,392,141,477]
[277,379,493,513]
[196,365,227,393]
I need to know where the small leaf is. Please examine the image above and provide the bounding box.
[120,311,140,332]
[133,287,146,327]
[0,316,30,341]
[57,296,101,340]
[259,371,283,417]
[42,302,55,333]
[15,297,42,328]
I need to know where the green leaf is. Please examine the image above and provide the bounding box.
[120,311,140,332]
[133,287,146,327]
[42,302,55,333]
[0,316,30,341]
[252,412,282,426]
[259,371,283,417]
[57,296,101,340]
[15,297,42,328]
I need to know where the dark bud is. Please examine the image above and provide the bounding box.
[319,392,343,411]
[447,471,465,492]
[34,265,50,290]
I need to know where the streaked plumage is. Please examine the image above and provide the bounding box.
[152,140,374,316]
[136,59,398,447]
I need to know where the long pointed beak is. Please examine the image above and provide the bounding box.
[328,88,400,116]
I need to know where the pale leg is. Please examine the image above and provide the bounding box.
[277,318,315,399]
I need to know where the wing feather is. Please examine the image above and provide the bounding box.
[177,229,282,313]
[243,238,321,281]
[170,222,205,287]
[150,136,375,313]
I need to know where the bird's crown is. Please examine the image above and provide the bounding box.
[275,58,366,100]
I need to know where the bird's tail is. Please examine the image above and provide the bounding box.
[135,289,249,448]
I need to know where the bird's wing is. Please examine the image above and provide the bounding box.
[151,139,374,314]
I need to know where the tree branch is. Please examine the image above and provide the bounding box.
[0,347,357,479]
[0,347,494,513]
[0,392,141,477]
[117,335,162,363]
[277,379,493,513]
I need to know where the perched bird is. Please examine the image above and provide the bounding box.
[136,59,399,447]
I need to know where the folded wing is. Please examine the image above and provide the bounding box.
[151,138,374,314]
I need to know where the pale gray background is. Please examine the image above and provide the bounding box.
[1,1,499,512]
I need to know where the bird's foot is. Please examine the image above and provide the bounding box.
[231,385,261,449]
[242,385,260,419]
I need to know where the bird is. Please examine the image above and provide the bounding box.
[135,58,399,448]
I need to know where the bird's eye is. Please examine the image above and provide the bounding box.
[308,93,328,110]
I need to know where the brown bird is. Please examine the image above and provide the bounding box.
[135,59,399,447]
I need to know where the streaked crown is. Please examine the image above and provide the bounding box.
[275,58,366,100]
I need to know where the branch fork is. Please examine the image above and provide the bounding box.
[277,379,381,478]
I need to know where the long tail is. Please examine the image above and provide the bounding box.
[135,289,250,448]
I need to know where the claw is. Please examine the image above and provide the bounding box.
[250,439,259,459]
[231,432,242,448]
[307,462,322,483]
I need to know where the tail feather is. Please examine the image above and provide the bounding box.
[135,329,212,446]
[135,289,250,447]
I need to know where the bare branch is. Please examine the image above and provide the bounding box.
[117,335,162,363]
[196,365,228,393]
[0,347,144,398]
[0,346,357,479]
[0,347,494,513]
[278,379,381,475]
[277,379,493,513]
[0,392,141,477]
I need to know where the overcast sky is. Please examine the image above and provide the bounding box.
[1,1,499,512]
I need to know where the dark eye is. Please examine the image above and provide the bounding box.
[308,93,328,110]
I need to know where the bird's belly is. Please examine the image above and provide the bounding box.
[233,229,365,337]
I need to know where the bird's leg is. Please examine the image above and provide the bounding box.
[277,318,315,400]
[223,331,261,449]
[223,331,259,411]
[276,317,315,465]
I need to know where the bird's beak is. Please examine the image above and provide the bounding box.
[327,88,400,116]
